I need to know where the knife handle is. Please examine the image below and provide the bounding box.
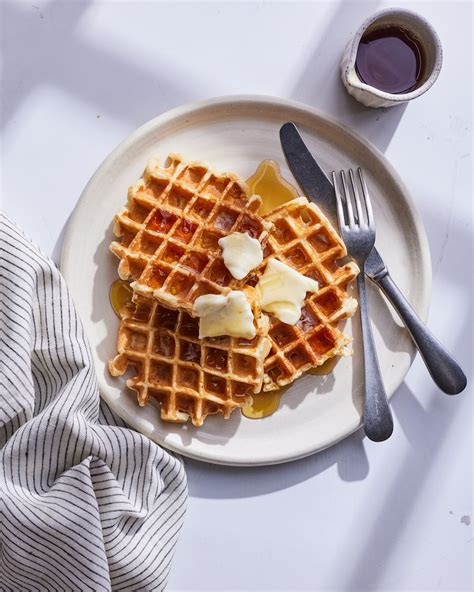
[373,273,467,394]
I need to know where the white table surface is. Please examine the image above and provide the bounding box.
[2,1,472,590]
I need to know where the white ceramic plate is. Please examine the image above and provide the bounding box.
[61,95,431,466]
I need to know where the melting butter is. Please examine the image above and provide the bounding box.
[193,291,256,339]
[257,258,318,325]
[218,232,263,280]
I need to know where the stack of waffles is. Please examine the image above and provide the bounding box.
[109,154,359,426]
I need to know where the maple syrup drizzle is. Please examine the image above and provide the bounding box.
[242,161,295,419]
[246,160,298,215]
[242,359,338,420]
[242,388,287,420]
[109,279,133,317]
[308,357,339,375]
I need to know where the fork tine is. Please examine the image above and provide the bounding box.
[349,169,365,226]
[332,171,347,228]
[340,170,355,227]
[358,168,374,229]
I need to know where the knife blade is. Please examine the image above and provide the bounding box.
[278,123,339,229]
[279,121,466,395]
[279,121,387,279]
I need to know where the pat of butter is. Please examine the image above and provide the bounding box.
[218,232,263,280]
[257,258,318,325]
[194,291,256,339]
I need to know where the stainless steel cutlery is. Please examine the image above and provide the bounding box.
[279,121,466,440]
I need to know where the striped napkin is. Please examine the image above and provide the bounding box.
[0,213,187,591]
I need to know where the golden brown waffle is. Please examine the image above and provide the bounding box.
[109,289,271,426]
[246,197,359,391]
[111,154,272,313]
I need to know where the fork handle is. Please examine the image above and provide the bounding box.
[372,272,467,395]
[357,272,394,442]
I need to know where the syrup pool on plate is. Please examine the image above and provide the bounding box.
[246,160,299,215]
[308,357,339,375]
[242,388,288,419]
[242,359,339,419]
[110,279,133,317]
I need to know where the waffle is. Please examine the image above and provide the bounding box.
[246,197,359,391]
[111,154,272,313]
[109,288,271,426]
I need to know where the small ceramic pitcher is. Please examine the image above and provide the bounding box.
[341,8,443,108]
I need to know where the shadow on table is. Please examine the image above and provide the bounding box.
[186,371,468,506]
[289,0,408,154]
[186,425,370,499]
[52,211,73,266]
[3,0,408,155]
[1,0,193,132]
[335,379,469,591]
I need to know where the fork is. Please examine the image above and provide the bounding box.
[333,167,394,442]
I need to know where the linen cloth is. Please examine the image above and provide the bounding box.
[0,213,187,591]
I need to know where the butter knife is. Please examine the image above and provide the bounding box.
[280,122,466,395]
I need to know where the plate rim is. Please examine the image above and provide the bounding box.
[61,94,432,466]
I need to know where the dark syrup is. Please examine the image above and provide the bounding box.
[355,26,424,94]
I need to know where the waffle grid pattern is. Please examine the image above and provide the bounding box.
[251,197,359,390]
[111,154,272,312]
[109,292,271,426]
